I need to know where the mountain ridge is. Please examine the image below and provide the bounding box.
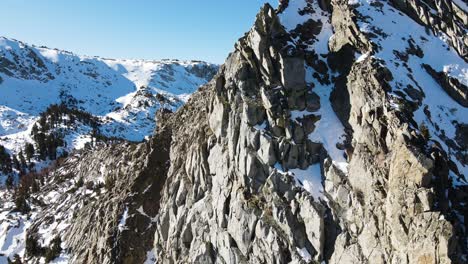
[0,0,467,263]
[0,36,217,183]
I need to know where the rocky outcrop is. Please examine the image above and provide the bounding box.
[0,42,53,81]
[324,1,466,263]
[152,0,467,263]
[390,0,468,59]
[186,63,219,81]
[19,122,173,264]
[1,1,466,264]
[324,56,458,263]
[153,5,328,263]
[423,63,468,107]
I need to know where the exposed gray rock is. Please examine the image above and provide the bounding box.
[152,4,328,263]
[2,1,466,264]
[423,63,468,107]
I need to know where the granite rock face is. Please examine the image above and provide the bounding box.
[16,138,168,263]
[153,5,327,263]
[151,1,467,263]
[1,1,466,263]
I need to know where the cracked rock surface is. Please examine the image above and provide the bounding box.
[1,1,466,263]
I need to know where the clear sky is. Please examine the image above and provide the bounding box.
[0,0,277,63]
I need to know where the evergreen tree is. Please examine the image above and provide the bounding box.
[0,145,12,174]
[44,236,62,262]
[18,150,27,168]
[46,135,58,160]
[38,117,47,131]
[14,189,29,213]
[25,233,43,257]
[5,175,14,189]
[34,133,47,160]
[69,114,75,126]
[25,143,35,162]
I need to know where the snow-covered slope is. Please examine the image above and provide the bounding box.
[0,0,467,263]
[0,37,217,182]
[351,0,467,183]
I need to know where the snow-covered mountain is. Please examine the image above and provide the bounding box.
[0,37,217,182]
[0,0,467,263]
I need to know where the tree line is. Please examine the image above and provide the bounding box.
[4,104,124,213]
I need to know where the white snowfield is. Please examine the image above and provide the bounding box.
[0,36,217,175]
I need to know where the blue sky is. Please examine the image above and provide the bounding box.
[0,0,277,63]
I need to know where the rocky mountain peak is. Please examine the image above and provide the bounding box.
[0,1,466,263]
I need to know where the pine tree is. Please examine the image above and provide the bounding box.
[39,117,48,131]
[44,236,62,262]
[25,233,43,256]
[18,150,27,168]
[46,134,59,160]
[5,175,14,189]
[69,114,75,126]
[14,189,29,213]
[25,143,35,162]
[0,145,12,174]
[33,133,47,160]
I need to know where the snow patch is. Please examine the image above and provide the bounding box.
[144,249,157,264]
[296,247,312,262]
[254,121,267,131]
[291,163,324,199]
[355,52,370,63]
[37,48,60,63]
[118,207,129,232]
[307,75,348,173]
[275,163,324,199]
[278,0,310,31]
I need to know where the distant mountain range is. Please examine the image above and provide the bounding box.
[0,37,217,183]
